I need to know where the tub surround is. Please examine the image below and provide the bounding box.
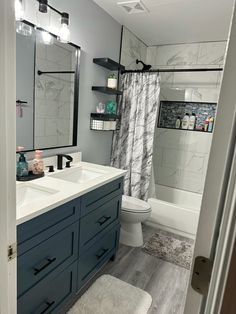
[16,161,126,225]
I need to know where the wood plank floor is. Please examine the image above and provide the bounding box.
[101,224,193,314]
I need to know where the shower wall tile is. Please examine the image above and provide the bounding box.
[120,27,147,70]
[147,41,226,193]
[154,128,213,194]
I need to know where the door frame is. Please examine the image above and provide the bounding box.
[0,0,17,313]
[184,1,236,312]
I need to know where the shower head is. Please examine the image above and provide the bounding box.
[136,59,152,71]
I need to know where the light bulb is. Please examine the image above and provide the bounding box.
[15,0,24,21]
[59,23,70,43]
[41,31,53,45]
[59,12,70,43]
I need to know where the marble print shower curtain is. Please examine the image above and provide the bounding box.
[111,72,160,201]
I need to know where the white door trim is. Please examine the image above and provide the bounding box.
[184,1,236,312]
[0,0,17,313]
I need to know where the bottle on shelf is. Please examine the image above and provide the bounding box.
[16,146,29,178]
[208,117,214,132]
[188,113,196,130]
[175,116,181,129]
[32,150,44,175]
[181,113,190,129]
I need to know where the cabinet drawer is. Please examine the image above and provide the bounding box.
[18,262,77,314]
[81,178,123,217]
[77,225,120,290]
[18,222,79,298]
[80,196,121,254]
[17,198,80,247]
[17,198,80,255]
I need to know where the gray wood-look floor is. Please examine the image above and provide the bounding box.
[101,225,193,314]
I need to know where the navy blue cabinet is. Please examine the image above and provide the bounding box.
[17,178,123,314]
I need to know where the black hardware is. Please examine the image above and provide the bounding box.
[65,160,72,168]
[46,165,54,173]
[57,154,73,170]
[121,67,223,74]
[96,248,109,260]
[16,100,28,104]
[34,257,57,276]
[38,70,75,76]
[191,256,213,295]
[136,59,152,71]
[97,216,111,226]
[38,300,55,314]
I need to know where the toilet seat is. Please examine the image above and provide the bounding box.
[122,195,151,213]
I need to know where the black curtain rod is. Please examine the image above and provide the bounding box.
[38,70,75,76]
[121,68,223,74]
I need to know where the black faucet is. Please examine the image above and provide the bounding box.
[57,154,73,170]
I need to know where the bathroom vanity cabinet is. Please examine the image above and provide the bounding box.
[17,178,123,314]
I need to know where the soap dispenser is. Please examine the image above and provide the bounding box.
[16,146,29,178]
[32,150,44,175]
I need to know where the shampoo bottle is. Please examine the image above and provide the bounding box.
[32,150,44,175]
[16,146,29,178]
[188,113,196,130]
[181,113,190,129]
[175,116,181,129]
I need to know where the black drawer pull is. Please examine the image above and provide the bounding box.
[96,248,109,260]
[97,216,111,226]
[38,301,55,314]
[34,258,57,276]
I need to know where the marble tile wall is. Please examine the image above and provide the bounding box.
[120,27,147,70]
[34,42,75,149]
[153,129,213,194]
[147,41,227,193]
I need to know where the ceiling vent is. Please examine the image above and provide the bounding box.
[117,0,149,14]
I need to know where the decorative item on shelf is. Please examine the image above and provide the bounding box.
[96,102,106,113]
[31,150,45,175]
[105,101,117,114]
[90,113,120,131]
[204,118,209,132]
[107,73,118,90]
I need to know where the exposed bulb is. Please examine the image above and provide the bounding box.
[41,31,53,45]
[15,0,24,21]
[59,23,70,43]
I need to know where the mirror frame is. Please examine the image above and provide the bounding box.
[16,20,81,152]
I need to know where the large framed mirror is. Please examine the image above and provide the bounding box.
[16,20,80,151]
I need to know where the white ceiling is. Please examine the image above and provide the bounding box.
[93,0,235,46]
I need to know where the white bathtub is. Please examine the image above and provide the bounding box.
[148,185,202,237]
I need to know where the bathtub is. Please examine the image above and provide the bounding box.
[148,185,202,237]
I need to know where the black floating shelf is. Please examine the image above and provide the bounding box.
[92,86,123,95]
[93,58,125,71]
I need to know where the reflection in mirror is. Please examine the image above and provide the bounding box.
[16,21,80,151]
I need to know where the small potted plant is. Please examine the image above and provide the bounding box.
[107,73,117,89]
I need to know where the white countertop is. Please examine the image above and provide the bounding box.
[16,162,126,225]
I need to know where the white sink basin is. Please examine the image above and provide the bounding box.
[17,183,58,208]
[50,166,106,184]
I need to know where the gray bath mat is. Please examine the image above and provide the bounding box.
[142,233,194,269]
[67,275,152,314]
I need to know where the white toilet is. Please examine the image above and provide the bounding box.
[120,195,152,247]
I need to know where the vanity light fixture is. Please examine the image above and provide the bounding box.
[37,0,70,43]
[15,0,24,21]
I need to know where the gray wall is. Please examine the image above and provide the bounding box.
[51,0,122,165]
[24,0,122,165]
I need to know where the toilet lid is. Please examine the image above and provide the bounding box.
[122,195,151,213]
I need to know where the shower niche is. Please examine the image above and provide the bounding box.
[157,101,217,133]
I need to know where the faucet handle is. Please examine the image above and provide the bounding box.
[46,165,54,173]
[66,161,72,168]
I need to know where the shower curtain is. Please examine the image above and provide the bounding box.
[111,72,160,201]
